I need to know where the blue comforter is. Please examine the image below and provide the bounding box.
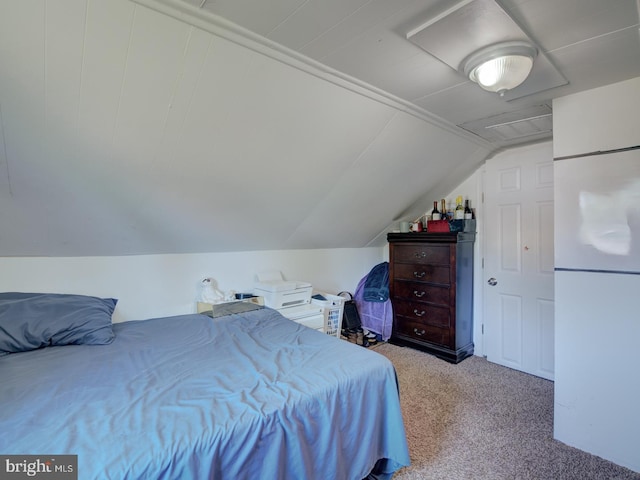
[1,308,409,479]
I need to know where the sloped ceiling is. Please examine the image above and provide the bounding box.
[2,0,637,256]
[0,0,492,256]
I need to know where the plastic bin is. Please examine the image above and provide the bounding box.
[311,292,345,338]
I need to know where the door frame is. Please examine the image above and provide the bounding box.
[480,142,555,379]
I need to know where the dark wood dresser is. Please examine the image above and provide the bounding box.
[387,232,475,363]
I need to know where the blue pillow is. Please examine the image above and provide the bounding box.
[0,292,117,355]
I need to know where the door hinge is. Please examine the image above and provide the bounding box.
[482,257,484,268]
[482,191,484,203]
[482,324,484,335]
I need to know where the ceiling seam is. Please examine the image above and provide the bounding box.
[43,0,49,160]
[110,4,138,151]
[265,0,313,39]
[313,0,473,65]
[153,25,194,166]
[0,104,13,196]
[410,78,471,103]
[297,0,374,53]
[76,0,90,162]
[174,36,213,164]
[348,111,399,170]
[281,111,399,247]
[547,23,640,54]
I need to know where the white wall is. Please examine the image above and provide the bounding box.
[553,77,640,157]
[553,76,640,473]
[555,271,640,470]
[0,247,383,323]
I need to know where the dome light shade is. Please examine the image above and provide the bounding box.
[463,41,537,96]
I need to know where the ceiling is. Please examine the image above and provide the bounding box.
[174,0,640,148]
[0,0,638,257]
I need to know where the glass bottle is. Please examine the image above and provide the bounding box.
[464,199,473,220]
[454,196,464,220]
[431,201,441,220]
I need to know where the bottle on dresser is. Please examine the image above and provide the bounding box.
[431,200,441,220]
[454,196,465,220]
[464,199,473,220]
[441,199,448,221]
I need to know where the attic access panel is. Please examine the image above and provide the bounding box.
[458,104,553,144]
[406,0,567,100]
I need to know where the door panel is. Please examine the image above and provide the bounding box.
[499,293,522,365]
[484,144,555,380]
[499,204,521,272]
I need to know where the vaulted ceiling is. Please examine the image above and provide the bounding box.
[1,0,638,256]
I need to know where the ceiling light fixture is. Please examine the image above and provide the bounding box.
[462,41,538,96]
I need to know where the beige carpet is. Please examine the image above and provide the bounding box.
[374,343,640,480]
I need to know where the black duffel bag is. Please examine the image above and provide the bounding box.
[338,291,361,330]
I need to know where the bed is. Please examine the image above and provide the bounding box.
[0,292,410,479]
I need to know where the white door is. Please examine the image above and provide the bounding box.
[483,143,555,380]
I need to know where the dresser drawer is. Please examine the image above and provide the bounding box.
[394,280,450,306]
[393,301,450,328]
[394,245,450,265]
[395,319,451,346]
[393,263,450,285]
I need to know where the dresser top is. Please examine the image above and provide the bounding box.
[387,232,476,244]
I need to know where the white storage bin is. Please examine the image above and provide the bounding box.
[311,292,345,338]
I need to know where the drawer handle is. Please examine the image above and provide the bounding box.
[413,309,426,317]
[413,328,426,336]
[413,290,425,298]
[413,271,425,278]
[414,252,427,258]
